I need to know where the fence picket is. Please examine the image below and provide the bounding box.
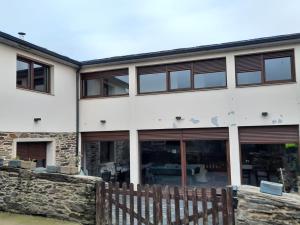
[129,183,134,225]
[156,185,163,225]
[95,181,102,225]
[202,188,208,225]
[164,186,171,225]
[137,184,142,225]
[122,183,127,225]
[174,186,180,225]
[145,184,150,225]
[226,187,234,225]
[153,185,157,225]
[108,182,113,224]
[183,186,189,225]
[211,188,218,225]
[192,187,198,225]
[115,182,120,225]
[222,189,228,225]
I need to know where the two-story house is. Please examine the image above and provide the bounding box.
[0,31,299,190]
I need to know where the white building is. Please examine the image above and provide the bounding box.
[0,31,299,190]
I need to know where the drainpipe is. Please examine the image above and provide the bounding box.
[76,65,81,167]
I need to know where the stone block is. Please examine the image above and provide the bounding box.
[0,159,3,167]
[20,161,36,170]
[46,165,59,173]
[8,160,21,168]
[59,166,78,175]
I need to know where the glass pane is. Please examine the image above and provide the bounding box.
[265,57,292,81]
[83,140,130,183]
[33,63,49,92]
[84,79,101,96]
[186,140,228,187]
[103,75,129,96]
[237,71,261,85]
[170,70,191,89]
[139,73,167,93]
[141,141,181,185]
[16,60,30,88]
[241,144,299,192]
[194,71,226,88]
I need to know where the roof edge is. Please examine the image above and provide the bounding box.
[0,31,80,67]
[81,33,300,66]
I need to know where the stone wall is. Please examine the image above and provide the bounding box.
[236,185,300,225]
[0,132,76,166]
[0,167,101,225]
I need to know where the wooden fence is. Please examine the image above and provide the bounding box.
[96,181,235,225]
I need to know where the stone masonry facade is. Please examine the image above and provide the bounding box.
[0,132,76,166]
[236,185,300,225]
[0,166,101,225]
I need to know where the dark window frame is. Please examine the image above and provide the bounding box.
[16,56,51,93]
[137,58,227,94]
[81,69,129,98]
[235,49,296,87]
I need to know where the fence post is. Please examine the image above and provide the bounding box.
[96,181,105,225]
[226,186,234,225]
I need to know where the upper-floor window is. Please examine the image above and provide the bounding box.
[81,69,129,98]
[235,50,295,86]
[16,57,50,93]
[137,58,226,94]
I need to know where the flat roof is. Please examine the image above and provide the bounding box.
[1,31,300,67]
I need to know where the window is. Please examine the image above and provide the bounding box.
[82,131,130,183]
[264,57,292,81]
[139,73,167,93]
[137,58,226,94]
[170,70,191,90]
[236,50,295,86]
[194,72,226,88]
[81,69,129,98]
[16,57,50,93]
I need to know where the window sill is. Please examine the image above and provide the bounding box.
[16,87,53,96]
[137,86,228,96]
[236,81,296,88]
[81,94,129,100]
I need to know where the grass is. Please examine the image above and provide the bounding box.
[0,212,81,225]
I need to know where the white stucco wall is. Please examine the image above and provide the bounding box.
[80,43,300,186]
[0,43,77,132]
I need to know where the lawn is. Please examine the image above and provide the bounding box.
[0,212,81,225]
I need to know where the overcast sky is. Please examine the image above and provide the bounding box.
[0,0,299,61]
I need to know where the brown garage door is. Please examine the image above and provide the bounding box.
[17,142,47,167]
[239,125,299,144]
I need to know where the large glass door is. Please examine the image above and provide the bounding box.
[185,140,228,187]
[139,128,230,187]
[141,140,182,185]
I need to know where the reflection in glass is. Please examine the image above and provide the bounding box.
[237,71,261,85]
[103,75,129,96]
[83,79,101,96]
[139,73,167,93]
[194,72,226,88]
[241,144,299,192]
[83,140,130,183]
[141,141,181,185]
[16,60,30,88]
[170,70,191,89]
[265,57,292,81]
[33,63,49,92]
[186,140,228,187]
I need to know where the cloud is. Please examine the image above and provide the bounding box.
[0,0,299,61]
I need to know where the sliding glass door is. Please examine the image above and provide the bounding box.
[139,128,230,187]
